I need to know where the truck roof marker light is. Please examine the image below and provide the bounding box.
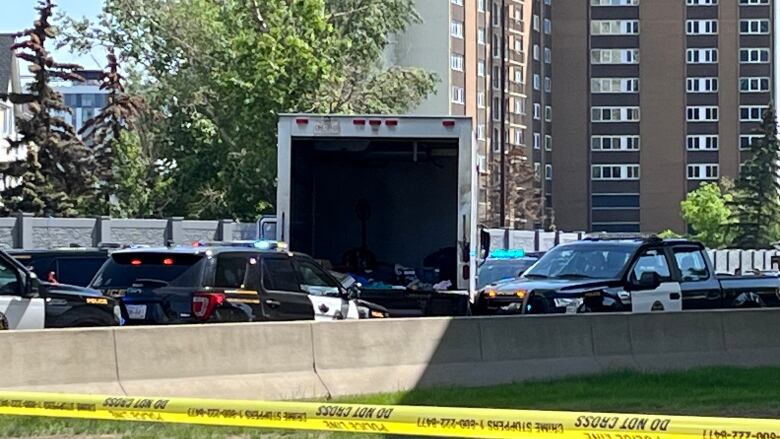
[295,118,309,125]
[130,259,142,266]
[442,120,456,127]
[385,119,399,127]
[369,119,382,127]
[353,119,366,126]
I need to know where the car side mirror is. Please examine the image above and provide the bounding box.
[24,274,40,298]
[480,229,491,259]
[630,271,661,291]
[345,283,362,300]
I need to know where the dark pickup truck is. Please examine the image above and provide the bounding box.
[476,237,780,314]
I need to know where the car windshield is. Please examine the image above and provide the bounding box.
[477,259,536,289]
[91,253,205,288]
[523,244,635,280]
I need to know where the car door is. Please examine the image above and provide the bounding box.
[671,246,722,309]
[259,255,315,321]
[628,247,683,313]
[292,256,356,320]
[0,257,44,329]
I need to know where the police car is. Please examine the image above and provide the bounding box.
[473,249,541,315]
[0,249,121,330]
[89,240,388,325]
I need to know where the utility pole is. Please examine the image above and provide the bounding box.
[499,0,507,228]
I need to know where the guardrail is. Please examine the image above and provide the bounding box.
[4,309,780,400]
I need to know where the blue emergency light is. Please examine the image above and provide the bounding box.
[489,249,526,259]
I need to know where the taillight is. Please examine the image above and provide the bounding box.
[192,292,225,320]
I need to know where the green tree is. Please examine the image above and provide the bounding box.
[680,182,733,248]
[62,0,437,220]
[1,0,95,216]
[79,49,146,214]
[728,103,780,249]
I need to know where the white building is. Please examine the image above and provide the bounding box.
[0,34,23,191]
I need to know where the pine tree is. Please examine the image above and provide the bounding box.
[0,0,95,217]
[728,102,780,249]
[79,49,144,214]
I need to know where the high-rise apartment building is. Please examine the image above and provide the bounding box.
[553,0,776,233]
[385,0,553,229]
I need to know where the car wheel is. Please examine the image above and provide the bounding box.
[0,312,8,330]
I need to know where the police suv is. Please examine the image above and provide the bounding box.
[0,249,121,330]
[89,241,388,324]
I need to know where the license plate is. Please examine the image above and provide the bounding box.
[126,304,147,320]
[314,120,340,135]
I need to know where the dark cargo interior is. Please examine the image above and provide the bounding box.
[290,137,459,277]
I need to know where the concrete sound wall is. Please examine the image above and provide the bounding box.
[4,309,780,400]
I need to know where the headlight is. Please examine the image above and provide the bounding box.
[370,310,386,318]
[484,289,526,299]
[553,298,583,308]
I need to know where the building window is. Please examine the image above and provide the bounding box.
[492,66,501,89]
[686,135,719,150]
[533,44,540,61]
[740,19,770,35]
[533,74,541,90]
[545,106,552,122]
[686,20,718,35]
[534,133,541,149]
[515,128,526,145]
[740,77,771,92]
[544,48,551,64]
[544,19,552,35]
[478,92,485,108]
[452,0,463,4]
[591,136,641,151]
[452,86,465,104]
[478,61,486,77]
[533,103,541,120]
[740,0,769,4]
[687,48,718,64]
[451,54,464,71]
[533,15,540,31]
[514,67,524,84]
[493,98,501,120]
[493,2,501,26]
[591,106,641,122]
[591,0,639,5]
[477,124,485,140]
[493,128,501,153]
[544,77,552,93]
[478,28,486,45]
[591,78,639,93]
[517,99,526,115]
[686,77,719,93]
[687,164,719,180]
[591,165,640,181]
[534,162,541,178]
[740,135,761,150]
[451,20,464,38]
[479,0,485,11]
[545,165,553,180]
[545,135,552,151]
[513,4,524,22]
[591,49,639,64]
[740,48,770,64]
[686,106,719,122]
[687,0,717,5]
[591,20,640,35]
[740,105,768,122]
[493,34,501,58]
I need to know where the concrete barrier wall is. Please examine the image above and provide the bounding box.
[5,310,780,400]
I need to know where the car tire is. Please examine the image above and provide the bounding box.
[0,312,8,330]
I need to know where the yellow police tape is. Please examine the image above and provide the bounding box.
[1,391,779,438]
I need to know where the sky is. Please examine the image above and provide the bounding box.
[0,0,104,70]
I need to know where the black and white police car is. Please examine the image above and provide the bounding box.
[89,240,388,325]
[0,249,121,330]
